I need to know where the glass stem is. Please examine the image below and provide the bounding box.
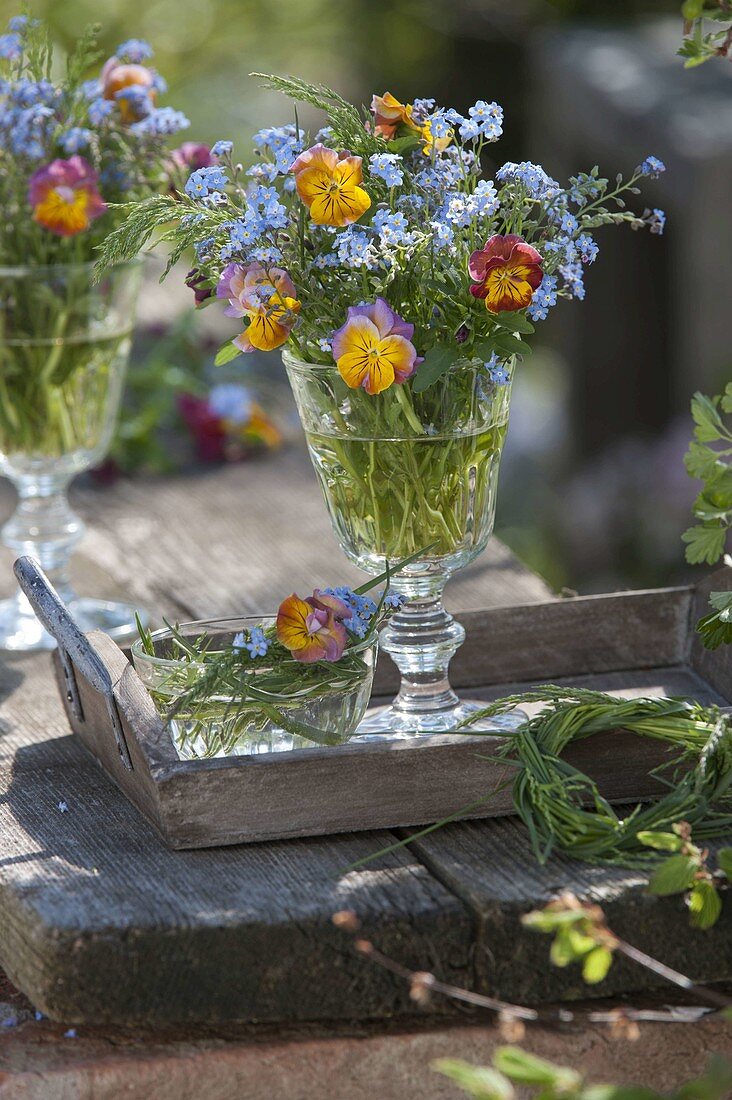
[379,577,465,716]
[2,475,84,606]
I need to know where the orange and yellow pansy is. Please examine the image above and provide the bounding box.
[28,156,106,238]
[290,144,371,227]
[216,262,300,353]
[276,590,351,663]
[371,92,451,155]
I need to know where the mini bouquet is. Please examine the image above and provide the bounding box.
[178,382,282,465]
[103,73,666,734]
[0,15,199,460]
[0,17,193,266]
[132,567,408,758]
[98,73,666,565]
[0,15,210,650]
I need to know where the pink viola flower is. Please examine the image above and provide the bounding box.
[169,142,214,173]
[216,262,300,353]
[28,157,106,237]
[331,297,420,395]
[276,589,351,663]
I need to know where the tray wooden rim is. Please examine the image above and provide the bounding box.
[50,570,732,848]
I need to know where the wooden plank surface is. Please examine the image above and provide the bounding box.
[0,448,555,625]
[0,455,730,1026]
[0,651,474,1027]
[1,648,729,1024]
[402,815,732,1005]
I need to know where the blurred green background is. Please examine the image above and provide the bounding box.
[3,0,726,594]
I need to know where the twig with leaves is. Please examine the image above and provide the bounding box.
[679,1,732,66]
[332,892,732,1033]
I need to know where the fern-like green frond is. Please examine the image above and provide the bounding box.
[65,22,102,89]
[93,195,181,279]
[250,72,351,113]
[251,71,383,160]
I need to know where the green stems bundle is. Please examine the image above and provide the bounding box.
[285,349,512,568]
[462,686,732,866]
[0,263,138,463]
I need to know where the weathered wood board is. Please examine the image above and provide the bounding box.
[1,651,730,1026]
[0,459,730,1028]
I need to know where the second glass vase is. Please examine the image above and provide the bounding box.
[284,349,522,736]
[0,260,144,651]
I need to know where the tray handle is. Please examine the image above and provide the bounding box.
[13,556,133,770]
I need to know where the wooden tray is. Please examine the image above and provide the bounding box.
[15,557,732,850]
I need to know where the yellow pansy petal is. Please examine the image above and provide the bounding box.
[247,317,289,351]
[334,157,364,188]
[295,166,332,207]
[361,357,396,395]
[337,351,372,389]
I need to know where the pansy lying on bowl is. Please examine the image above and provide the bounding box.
[131,577,406,759]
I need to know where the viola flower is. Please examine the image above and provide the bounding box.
[216,262,301,353]
[370,92,421,140]
[178,393,227,463]
[28,156,106,237]
[184,268,213,306]
[170,142,214,173]
[276,590,350,663]
[331,297,420,396]
[290,144,371,227]
[101,60,157,122]
[468,234,543,314]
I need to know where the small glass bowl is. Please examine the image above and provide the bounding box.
[131,616,377,760]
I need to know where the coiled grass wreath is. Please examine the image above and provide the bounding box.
[459,686,732,867]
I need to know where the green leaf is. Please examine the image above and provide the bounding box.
[636,830,683,852]
[691,392,726,443]
[684,441,720,481]
[696,606,732,650]
[492,313,535,335]
[647,853,697,896]
[214,341,241,367]
[688,880,722,930]
[549,928,577,968]
[582,945,614,984]
[432,1059,515,1100]
[709,590,732,612]
[717,848,732,880]
[681,524,727,565]
[722,382,732,415]
[388,134,422,155]
[493,1048,581,1090]
[492,334,531,358]
[412,345,461,393]
[522,908,587,933]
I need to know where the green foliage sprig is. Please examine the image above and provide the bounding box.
[437,1049,732,1100]
[639,822,732,929]
[682,386,732,649]
[350,687,732,876]
[679,1,732,67]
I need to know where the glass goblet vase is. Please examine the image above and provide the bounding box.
[0,260,143,651]
[283,349,522,736]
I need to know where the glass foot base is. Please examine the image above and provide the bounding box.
[0,594,149,652]
[353,700,527,741]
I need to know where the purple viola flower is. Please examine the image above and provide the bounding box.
[185,268,212,306]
